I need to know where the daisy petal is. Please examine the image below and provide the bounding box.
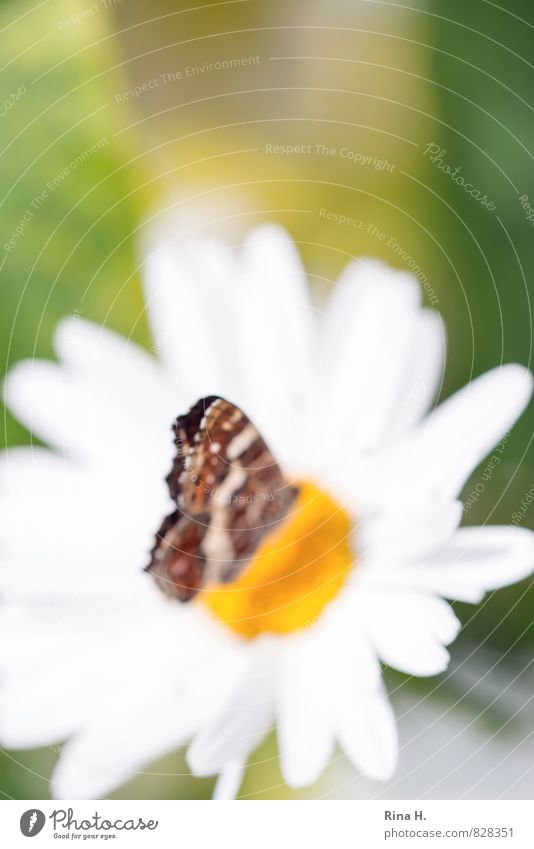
[51,698,199,799]
[277,633,334,788]
[187,645,274,776]
[53,317,177,441]
[142,233,244,403]
[413,365,533,499]
[0,593,203,751]
[318,259,421,457]
[236,226,315,465]
[338,689,397,781]
[359,499,463,565]
[213,759,245,800]
[0,630,132,748]
[1,657,93,747]
[388,309,446,434]
[329,638,397,780]
[355,365,533,509]
[0,446,72,497]
[353,589,461,676]
[3,361,153,468]
[0,448,168,576]
[400,526,534,603]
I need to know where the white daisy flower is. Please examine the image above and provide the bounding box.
[1,224,533,800]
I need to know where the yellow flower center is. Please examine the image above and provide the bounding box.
[203,482,353,639]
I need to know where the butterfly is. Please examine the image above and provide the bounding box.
[146,396,298,601]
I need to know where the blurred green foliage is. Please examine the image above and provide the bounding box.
[0,0,152,447]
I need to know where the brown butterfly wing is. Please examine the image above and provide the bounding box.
[146,397,297,601]
[147,509,207,602]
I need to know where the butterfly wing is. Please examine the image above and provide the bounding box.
[146,396,297,601]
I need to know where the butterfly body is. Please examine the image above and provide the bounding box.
[146,397,297,601]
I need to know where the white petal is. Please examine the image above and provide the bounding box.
[0,552,140,599]
[277,632,334,788]
[1,654,94,747]
[414,365,533,498]
[352,589,461,676]
[317,259,421,458]
[320,597,383,687]
[187,644,275,776]
[399,526,534,603]
[3,360,160,471]
[53,317,178,442]
[359,499,463,566]
[388,309,446,434]
[0,448,168,577]
[338,688,397,781]
[0,629,143,748]
[353,365,533,510]
[0,590,201,749]
[236,225,315,466]
[51,696,200,799]
[213,759,245,800]
[328,634,397,780]
[142,233,245,403]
